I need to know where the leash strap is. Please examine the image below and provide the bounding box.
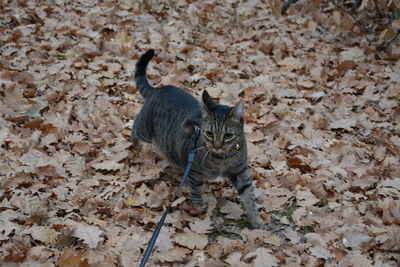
[139,125,200,267]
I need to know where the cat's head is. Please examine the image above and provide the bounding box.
[201,90,244,153]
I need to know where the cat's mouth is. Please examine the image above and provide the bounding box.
[208,146,228,154]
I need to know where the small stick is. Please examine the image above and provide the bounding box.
[332,1,372,44]
[372,0,383,18]
[377,29,400,51]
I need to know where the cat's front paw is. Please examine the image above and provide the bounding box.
[181,200,207,215]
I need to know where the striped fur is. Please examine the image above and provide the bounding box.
[132,50,263,229]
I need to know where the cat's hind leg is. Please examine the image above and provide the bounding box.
[130,128,139,146]
[130,113,153,145]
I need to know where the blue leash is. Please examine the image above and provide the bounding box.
[139,125,200,267]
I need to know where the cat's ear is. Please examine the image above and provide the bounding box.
[229,101,244,123]
[202,90,217,113]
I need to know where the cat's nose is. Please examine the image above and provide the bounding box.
[213,141,222,149]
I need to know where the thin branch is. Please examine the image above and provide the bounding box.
[372,0,383,17]
[377,29,400,51]
[332,1,372,44]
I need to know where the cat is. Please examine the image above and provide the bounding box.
[131,49,264,229]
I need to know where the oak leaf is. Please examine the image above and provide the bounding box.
[243,247,279,267]
[91,160,124,171]
[220,201,244,220]
[278,57,303,72]
[73,224,103,249]
[154,247,190,263]
[224,251,248,267]
[329,118,356,131]
[0,219,21,241]
[30,226,60,245]
[189,217,213,234]
[174,232,208,249]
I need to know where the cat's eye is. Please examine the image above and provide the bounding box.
[205,131,214,138]
[224,133,233,139]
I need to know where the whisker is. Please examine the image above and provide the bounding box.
[201,150,211,167]
[229,149,242,158]
[193,146,207,153]
[198,150,206,167]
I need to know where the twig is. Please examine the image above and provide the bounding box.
[281,0,300,15]
[372,0,383,18]
[332,1,372,44]
[377,29,400,51]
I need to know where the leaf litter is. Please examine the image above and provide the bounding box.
[0,0,399,266]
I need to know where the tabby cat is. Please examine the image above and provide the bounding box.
[131,49,263,229]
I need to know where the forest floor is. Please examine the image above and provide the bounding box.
[1,0,399,266]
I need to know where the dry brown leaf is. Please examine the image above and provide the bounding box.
[220,201,244,220]
[174,232,208,250]
[1,1,399,265]
[278,57,303,72]
[72,142,92,155]
[247,130,265,143]
[287,157,312,173]
[91,160,124,171]
[340,47,365,62]
[243,247,279,267]
[264,234,283,247]
[305,233,333,260]
[73,224,103,249]
[26,246,55,263]
[329,118,356,131]
[57,248,90,267]
[189,217,213,234]
[155,227,174,253]
[0,219,21,241]
[30,226,60,245]
[297,79,314,90]
[58,255,90,267]
[378,178,400,198]
[154,247,190,263]
[345,251,373,267]
[224,251,248,267]
[147,181,170,208]
[218,237,245,255]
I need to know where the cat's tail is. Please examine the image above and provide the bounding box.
[135,49,156,99]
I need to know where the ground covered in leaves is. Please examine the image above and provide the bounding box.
[1,0,400,266]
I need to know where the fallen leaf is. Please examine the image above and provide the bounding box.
[220,201,244,220]
[329,118,356,131]
[278,57,303,72]
[189,217,213,234]
[73,224,103,249]
[174,232,208,250]
[91,160,124,171]
[154,247,190,263]
[340,47,365,62]
[224,251,247,267]
[247,130,265,143]
[125,196,140,206]
[243,247,279,267]
[147,181,170,208]
[30,226,60,245]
